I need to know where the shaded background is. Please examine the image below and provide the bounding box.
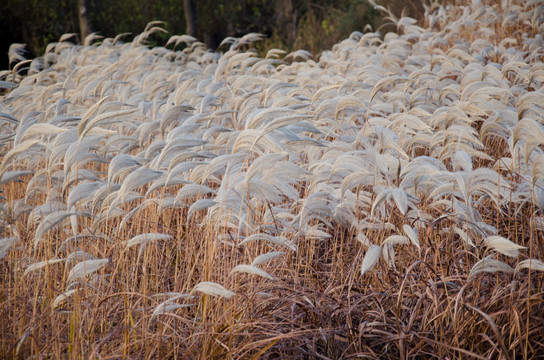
[0,0,429,70]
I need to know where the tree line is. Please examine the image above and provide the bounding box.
[0,0,427,70]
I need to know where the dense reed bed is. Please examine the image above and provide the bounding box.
[1,0,544,358]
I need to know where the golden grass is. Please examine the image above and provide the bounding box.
[1,0,544,358]
[3,170,543,358]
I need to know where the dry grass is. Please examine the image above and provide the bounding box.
[1,0,544,358]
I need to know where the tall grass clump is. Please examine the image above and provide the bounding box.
[1,0,544,358]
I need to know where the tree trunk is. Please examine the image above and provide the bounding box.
[78,0,95,42]
[275,0,296,46]
[183,0,197,37]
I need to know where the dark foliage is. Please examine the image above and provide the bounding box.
[0,0,429,70]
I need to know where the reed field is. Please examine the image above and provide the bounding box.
[1,0,544,358]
